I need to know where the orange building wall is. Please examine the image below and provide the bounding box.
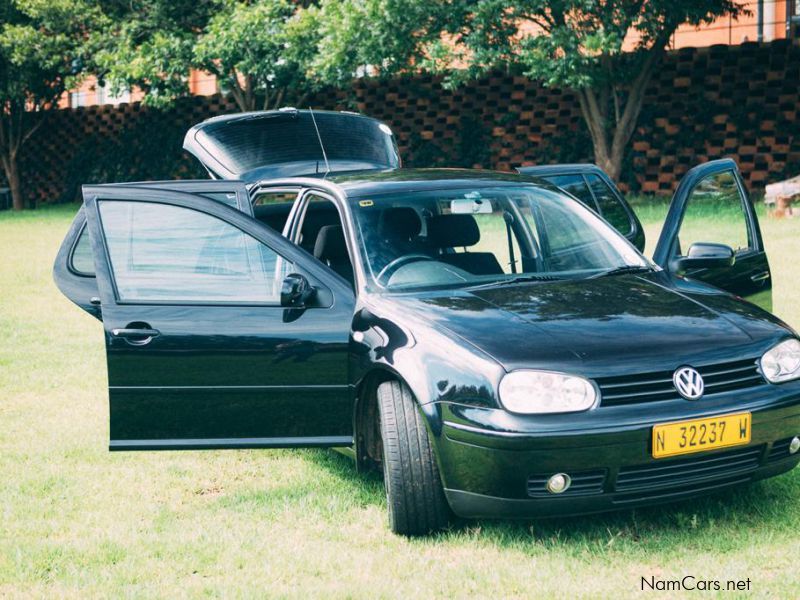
[669,0,788,48]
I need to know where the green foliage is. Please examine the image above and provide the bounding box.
[441,1,743,90]
[195,0,321,110]
[0,0,104,207]
[94,0,324,111]
[316,1,745,181]
[309,0,458,86]
[0,0,100,104]
[91,0,221,106]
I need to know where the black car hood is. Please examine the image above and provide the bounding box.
[380,273,788,376]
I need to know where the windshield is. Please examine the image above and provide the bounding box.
[350,185,650,291]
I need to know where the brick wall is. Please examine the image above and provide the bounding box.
[16,39,800,205]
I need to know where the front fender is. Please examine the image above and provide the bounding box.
[350,303,505,410]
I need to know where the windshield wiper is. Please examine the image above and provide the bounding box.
[588,265,653,279]
[467,274,560,290]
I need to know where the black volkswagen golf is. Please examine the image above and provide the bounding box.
[54,110,800,535]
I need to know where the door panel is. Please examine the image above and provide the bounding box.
[653,159,772,311]
[82,185,355,450]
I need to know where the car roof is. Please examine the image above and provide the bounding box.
[326,168,550,197]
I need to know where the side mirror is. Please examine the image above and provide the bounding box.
[280,273,317,307]
[670,242,735,275]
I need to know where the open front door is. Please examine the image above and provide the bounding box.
[54,181,253,319]
[653,159,772,312]
[82,185,354,450]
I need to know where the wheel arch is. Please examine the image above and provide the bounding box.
[353,365,442,473]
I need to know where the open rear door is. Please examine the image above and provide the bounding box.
[653,159,772,312]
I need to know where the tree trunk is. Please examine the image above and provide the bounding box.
[0,151,24,210]
[575,37,670,183]
[7,156,23,210]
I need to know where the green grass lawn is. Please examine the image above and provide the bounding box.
[1,202,800,598]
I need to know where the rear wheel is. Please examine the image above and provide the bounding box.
[376,380,450,535]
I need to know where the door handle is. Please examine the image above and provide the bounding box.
[750,271,771,282]
[111,325,160,345]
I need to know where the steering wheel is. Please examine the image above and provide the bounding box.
[376,254,434,285]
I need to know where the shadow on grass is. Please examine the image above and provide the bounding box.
[302,448,800,550]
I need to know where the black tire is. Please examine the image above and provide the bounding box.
[376,379,450,536]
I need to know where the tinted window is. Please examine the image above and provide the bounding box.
[99,201,292,303]
[543,174,597,209]
[71,226,95,275]
[194,112,400,177]
[586,174,631,234]
[676,170,751,255]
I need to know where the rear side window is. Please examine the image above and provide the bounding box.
[70,226,95,276]
[252,190,298,232]
[586,174,631,235]
[543,175,597,210]
[99,201,293,303]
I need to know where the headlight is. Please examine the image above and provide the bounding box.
[498,370,598,414]
[760,339,800,383]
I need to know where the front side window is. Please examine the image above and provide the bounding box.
[351,185,647,291]
[99,201,292,303]
[675,170,751,256]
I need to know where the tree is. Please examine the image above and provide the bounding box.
[96,0,323,112]
[91,0,221,107]
[313,0,744,181]
[0,0,99,209]
[194,0,321,111]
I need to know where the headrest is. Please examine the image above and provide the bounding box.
[314,225,349,261]
[379,207,422,240]
[427,214,480,248]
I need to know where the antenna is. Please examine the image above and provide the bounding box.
[308,107,330,178]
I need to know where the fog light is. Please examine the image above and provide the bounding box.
[790,436,800,455]
[546,473,571,494]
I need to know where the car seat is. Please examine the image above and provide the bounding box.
[426,214,504,275]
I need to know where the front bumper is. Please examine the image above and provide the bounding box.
[434,384,800,519]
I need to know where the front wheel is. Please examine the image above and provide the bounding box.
[377,380,451,536]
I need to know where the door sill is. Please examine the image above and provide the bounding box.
[109,436,354,451]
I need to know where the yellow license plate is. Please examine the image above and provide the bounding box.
[652,412,751,459]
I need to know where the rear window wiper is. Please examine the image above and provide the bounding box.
[588,265,653,279]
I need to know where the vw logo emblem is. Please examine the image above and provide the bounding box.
[673,367,704,400]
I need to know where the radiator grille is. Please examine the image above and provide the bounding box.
[597,358,764,407]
